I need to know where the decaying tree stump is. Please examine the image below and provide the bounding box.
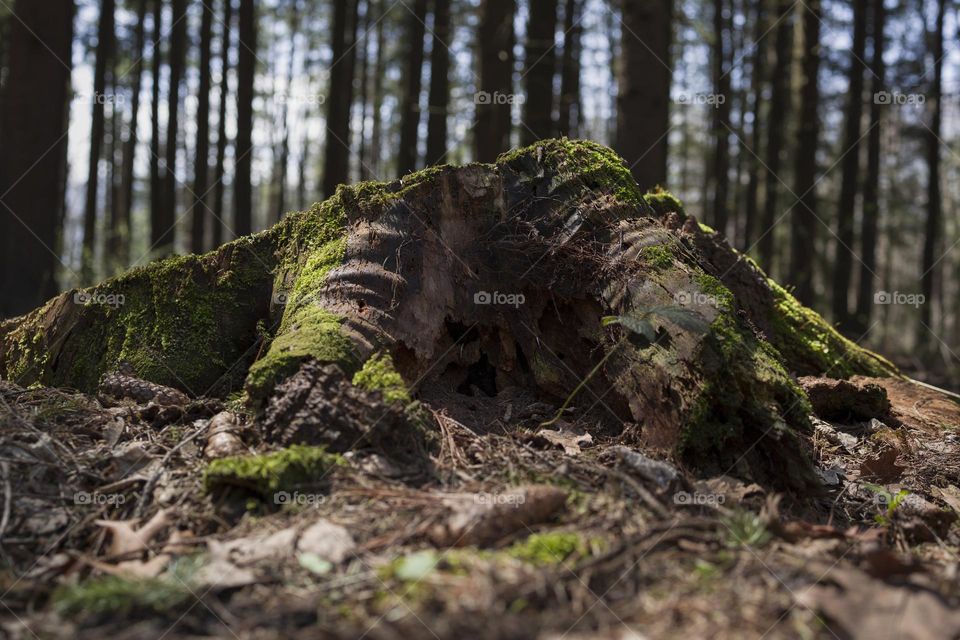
[0,139,897,488]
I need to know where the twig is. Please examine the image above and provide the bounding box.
[133,423,206,518]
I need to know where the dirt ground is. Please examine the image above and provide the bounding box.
[1,372,959,640]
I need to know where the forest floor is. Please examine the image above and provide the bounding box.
[1,372,959,640]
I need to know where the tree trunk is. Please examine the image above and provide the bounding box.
[234,0,256,236]
[615,0,671,189]
[212,0,234,248]
[557,0,581,138]
[82,0,116,282]
[1,140,897,492]
[367,0,386,179]
[708,0,731,235]
[356,0,371,176]
[475,0,516,163]
[397,0,428,175]
[757,0,793,273]
[521,0,558,144]
[741,0,766,252]
[853,0,886,336]
[273,3,300,223]
[191,0,215,253]
[155,0,187,256]
[425,0,451,164]
[919,0,945,348]
[117,0,148,269]
[831,0,867,330]
[0,0,73,317]
[322,0,360,198]
[789,0,822,306]
[149,0,163,253]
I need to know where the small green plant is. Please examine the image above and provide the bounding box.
[721,509,771,548]
[863,483,909,526]
[541,306,707,427]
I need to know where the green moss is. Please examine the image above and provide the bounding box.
[52,557,199,618]
[245,194,356,401]
[640,244,675,270]
[497,138,645,208]
[679,272,813,485]
[643,187,687,217]
[352,352,410,404]
[506,532,586,566]
[203,445,343,496]
[766,277,896,378]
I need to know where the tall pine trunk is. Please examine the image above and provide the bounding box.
[155,0,187,256]
[322,0,360,197]
[831,0,867,329]
[212,0,233,248]
[919,0,945,348]
[557,0,581,137]
[475,0,516,162]
[397,0,428,175]
[82,0,115,282]
[708,0,731,234]
[149,0,163,253]
[367,0,386,178]
[425,0,451,164]
[757,0,793,273]
[789,0,822,306]
[234,0,256,236]
[615,0,671,188]
[741,0,767,252]
[117,0,148,269]
[0,0,73,317]
[853,0,886,335]
[191,0,214,253]
[521,0,558,144]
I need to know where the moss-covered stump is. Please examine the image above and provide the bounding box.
[0,138,897,489]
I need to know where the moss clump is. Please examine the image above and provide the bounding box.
[0,230,278,394]
[640,244,676,270]
[497,138,645,208]
[765,277,896,378]
[678,272,815,486]
[507,532,586,566]
[352,352,410,404]
[643,187,687,217]
[246,194,356,401]
[203,445,343,496]
[52,558,199,619]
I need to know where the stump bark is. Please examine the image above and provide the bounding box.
[0,139,897,488]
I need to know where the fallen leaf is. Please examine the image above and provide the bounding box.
[534,425,593,455]
[296,519,355,564]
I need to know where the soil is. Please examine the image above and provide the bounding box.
[0,372,958,640]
